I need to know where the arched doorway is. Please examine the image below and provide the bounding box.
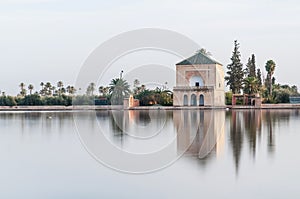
[191,94,197,106]
[183,95,188,106]
[199,94,204,106]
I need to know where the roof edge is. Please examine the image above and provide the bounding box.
[176,52,222,66]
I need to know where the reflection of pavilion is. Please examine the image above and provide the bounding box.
[108,110,225,159]
[173,110,225,158]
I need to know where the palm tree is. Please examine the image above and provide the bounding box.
[66,85,71,95]
[243,77,259,95]
[141,84,146,92]
[99,86,104,96]
[66,86,76,96]
[40,82,44,89]
[44,82,52,96]
[57,81,64,96]
[19,82,25,90]
[103,87,109,96]
[265,60,276,97]
[164,81,168,90]
[19,82,26,97]
[28,84,34,95]
[133,79,140,95]
[99,86,109,96]
[133,79,140,88]
[109,78,131,105]
[57,81,63,88]
[51,86,56,96]
[86,82,96,96]
[40,82,45,96]
[71,87,76,95]
[90,83,95,95]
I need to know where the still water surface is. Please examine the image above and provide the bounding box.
[0,110,300,199]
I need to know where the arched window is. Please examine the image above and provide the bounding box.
[183,95,188,106]
[199,94,204,106]
[190,76,204,87]
[191,94,197,106]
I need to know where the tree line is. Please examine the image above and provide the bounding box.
[0,78,173,106]
[1,81,76,106]
[225,40,299,104]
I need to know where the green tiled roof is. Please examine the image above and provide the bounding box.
[177,52,222,65]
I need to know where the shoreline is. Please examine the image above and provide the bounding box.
[1,104,300,111]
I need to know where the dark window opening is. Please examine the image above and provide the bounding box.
[195,82,199,87]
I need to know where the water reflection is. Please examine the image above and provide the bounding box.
[0,111,75,135]
[0,109,298,174]
[2,110,300,198]
[227,109,296,174]
[228,111,244,174]
[93,110,225,161]
[93,109,298,174]
[95,110,175,154]
[173,110,225,158]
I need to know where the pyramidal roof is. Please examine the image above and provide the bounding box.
[176,52,222,65]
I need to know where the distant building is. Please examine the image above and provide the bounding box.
[289,96,300,104]
[123,95,139,109]
[173,52,225,107]
[95,97,108,105]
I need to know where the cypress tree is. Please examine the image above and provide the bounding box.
[245,54,256,78]
[225,40,244,94]
[256,68,262,88]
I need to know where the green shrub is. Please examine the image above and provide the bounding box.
[225,92,232,105]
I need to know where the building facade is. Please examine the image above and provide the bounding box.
[173,52,225,107]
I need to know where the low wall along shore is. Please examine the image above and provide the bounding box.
[1,104,300,111]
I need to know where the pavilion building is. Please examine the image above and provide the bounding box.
[173,52,225,107]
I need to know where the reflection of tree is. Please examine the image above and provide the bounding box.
[228,109,293,176]
[110,111,124,134]
[296,110,300,117]
[96,111,109,120]
[109,111,127,148]
[243,110,262,158]
[265,110,275,154]
[138,111,151,126]
[264,110,290,154]
[229,111,243,174]
[0,112,76,136]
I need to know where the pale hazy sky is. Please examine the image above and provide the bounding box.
[0,0,300,95]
